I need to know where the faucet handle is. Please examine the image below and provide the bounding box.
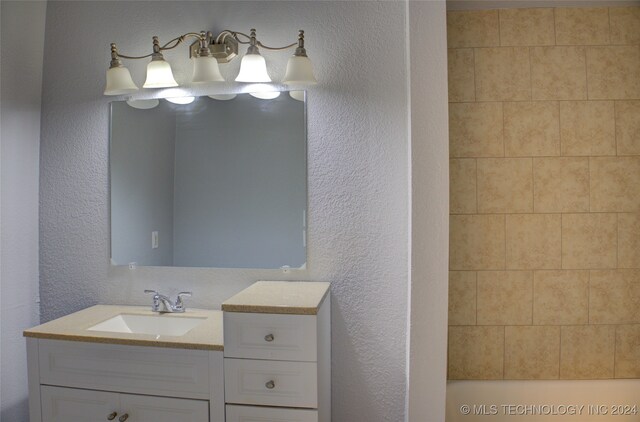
[175,292,192,309]
[144,290,161,312]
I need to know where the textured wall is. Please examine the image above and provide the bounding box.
[1,1,47,420]
[447,6,640,380]
[39,1,408,420]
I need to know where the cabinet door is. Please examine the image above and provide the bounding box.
[41,386,119,422]
[119,393,209,422]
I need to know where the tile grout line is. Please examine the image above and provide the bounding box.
[607,7,612,45]
[475,271,478,325]
[560,214,564,270]
[473,48,478,103]
[553,8,557,46]
[584,44,590,101]
[503,325,506,379]
[616,213,620,269]
[504,214,507,271]
[587,270,591,324]
[475,158,479,214]
[614,101,618,156]
[501,102,505,158]
[531,157,535,213]
[558,101,563,156]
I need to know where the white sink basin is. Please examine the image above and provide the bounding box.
[87,314,206,337]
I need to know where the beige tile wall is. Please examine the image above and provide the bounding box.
[447,6,640,380]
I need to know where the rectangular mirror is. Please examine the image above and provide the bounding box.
[110,92,307,269]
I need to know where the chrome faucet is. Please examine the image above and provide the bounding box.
[144,290,192,313]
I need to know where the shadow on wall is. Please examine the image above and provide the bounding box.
[1,399,29,422]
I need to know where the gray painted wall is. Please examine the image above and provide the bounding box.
[408,1,450,421]
[172,94,306,268]
[1,1,46,421]
[39,2,409,421]
[110,101,176,267]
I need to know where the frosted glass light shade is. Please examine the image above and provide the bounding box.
[143,59,178,88]
[283,55,317,85]
[126,99,159,109]
[250,91,281,100]
[289,90,305,101]
[165,96,195,104]
[192,56,225,83]
[104,66,139,95]
[208,94,237,101]
[235,53,271,83]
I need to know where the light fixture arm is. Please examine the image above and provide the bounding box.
[112,32,206,61]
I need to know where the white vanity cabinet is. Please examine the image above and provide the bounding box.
[26,338,224,422]
[25,305,225,422]
[222,281,331,422]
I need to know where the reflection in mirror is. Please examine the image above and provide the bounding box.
[110,92,307,269]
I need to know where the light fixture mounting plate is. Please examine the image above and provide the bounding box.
[189,36,238,63]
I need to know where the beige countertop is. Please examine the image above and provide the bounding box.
[222,281,331,315]
[24,305,223,351]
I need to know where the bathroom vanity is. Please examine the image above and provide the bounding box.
[24,281,330,422]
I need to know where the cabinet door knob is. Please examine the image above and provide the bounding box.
[264,333,274,342]
[265,380,275,389]
[107,412,118,421]
[118,414,129,422]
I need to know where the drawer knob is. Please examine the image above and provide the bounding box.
[107,412,118,421]
[265,380,275,389]
[264,333,275,342]
[119,414,129,422]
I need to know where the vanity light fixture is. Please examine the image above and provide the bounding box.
[104,29,316,96]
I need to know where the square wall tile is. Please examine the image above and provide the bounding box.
[450,159,477,214]
[475,47,531,101]
[590,157,640,212]
[610,7,640,45]
[450,214,505,270]
[477,271,533,325]
[618,213,640,269]
[477,158,533,213]
[506,214,561,270]
[562,213,617,269]
[587,46,640,100]
[533,157,589,213]
[448,326,504,380]
[504,101,560,157]
[615,324,640,378]
[448,49,475,103]
[505,326,560,380]
[560,325,615,379]
[616,101,640,156]
[554,7,610,45]
[590,269,640,324]
[449,271,477,326]
[499,8,555,46]
[531,47,587,101]
[447,10,500,48]
[449,103,504,158]
[559,101,615,156]
[533,270,589,325]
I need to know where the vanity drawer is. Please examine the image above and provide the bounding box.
[37,339,211,400]
[224,312,317,361]
[226,405,318,422]
[224,358,317,408]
